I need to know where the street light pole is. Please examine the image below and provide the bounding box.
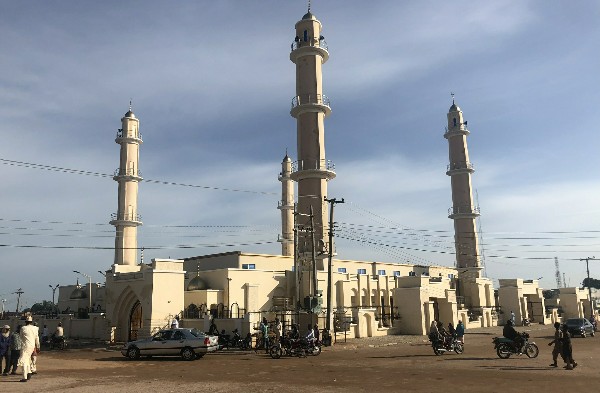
[73,271,92,311]
[1,299,6,319]
[49,284,60,317]
[324,197,344,334]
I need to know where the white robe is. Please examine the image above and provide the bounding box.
[18,324,39,379]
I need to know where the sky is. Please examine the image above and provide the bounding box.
[1,0,599,310]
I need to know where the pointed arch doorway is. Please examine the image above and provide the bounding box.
[129,301,143,341]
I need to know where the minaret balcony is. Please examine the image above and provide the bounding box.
[448,205,480,219]
[446,162,474,176]
[116,128,143,143]
[290,38,329,63]
[290,159,336,181]
[113,168,143,181]
[443,125,470,139]
[277,200,294,210]
[278,171,292,181]
[290,94,331,118]
[110,212,142,226]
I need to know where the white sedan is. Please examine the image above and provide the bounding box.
[121,328,219,361]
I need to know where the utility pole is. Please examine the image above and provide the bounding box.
[324,197,344,334]
[554,257,562,289]
[293,204,300,310]
[580,257,597,319]
[14,288,24,313]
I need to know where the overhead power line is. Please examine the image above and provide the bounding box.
[0,158,278,196]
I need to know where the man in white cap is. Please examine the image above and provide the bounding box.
[18,316,39,382]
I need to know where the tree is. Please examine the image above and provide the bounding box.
[30,300,55,314]
[582,277,600,289]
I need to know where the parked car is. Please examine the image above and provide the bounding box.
[121,328,219,360]
[564,318,595,338]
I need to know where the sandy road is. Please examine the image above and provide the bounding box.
[2,324,598,392]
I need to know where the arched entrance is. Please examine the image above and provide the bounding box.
[129,301,143,341]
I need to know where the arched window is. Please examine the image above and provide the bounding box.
[453,118,457,127]
[303,30,308,42]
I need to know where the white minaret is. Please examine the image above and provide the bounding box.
[289,7,335,273]
[110,105,143,266]
[278,152,294,257]
[445,97,482,279]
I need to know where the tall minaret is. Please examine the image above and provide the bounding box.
[289,7,335,272]
[278,152,294,257]
[445,97,482,279]
[110,105,143,266]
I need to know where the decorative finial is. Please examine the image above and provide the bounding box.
[129,99,132,111]
[308,0,311,12]
[451,92,455,104]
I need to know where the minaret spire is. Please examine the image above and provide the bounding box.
[278,152,294,256]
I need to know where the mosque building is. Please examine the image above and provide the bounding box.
[12,7,594,341]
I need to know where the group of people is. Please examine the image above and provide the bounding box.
[548,321,577,370]
[429,320,465,346]
[255,317,320,351]
[0,317,64,383]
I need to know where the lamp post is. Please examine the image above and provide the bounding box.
[49,284,60,317]
[1,299,6,319]
[73,271,92,311]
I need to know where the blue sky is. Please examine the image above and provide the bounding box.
[1,1,599,308]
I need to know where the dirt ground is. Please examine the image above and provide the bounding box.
[2,324,598,392]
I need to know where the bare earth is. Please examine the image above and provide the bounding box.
[2,325,598,393]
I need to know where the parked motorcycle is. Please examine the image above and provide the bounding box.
[429,334,463,356]
[493,332,538,359]
[522,318,531,327]
[269,337,321,359]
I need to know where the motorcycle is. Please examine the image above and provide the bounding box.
[429,334,463,356]
[492,332,539,359]
[49,335,68,350]
[522,318,531,327]
[269,337,321,359]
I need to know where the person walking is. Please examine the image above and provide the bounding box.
[548,322,563,367]
[273,318,282,344]
[456,320,465,344]
[561,324,577,370]
[8,325,22,375]
[0,325,11,376]
[41,325,49,345]
[259,317,270,352]
[18,316,40,382]
[510,311,516,325]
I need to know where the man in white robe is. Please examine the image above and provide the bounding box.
[18,316,39,382]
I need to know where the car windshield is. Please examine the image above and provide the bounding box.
[566,319,583,326]
[189,328,205,338]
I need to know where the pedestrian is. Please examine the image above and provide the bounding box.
[208,318,219,336]
[171,315,179,329]
[41,325,49,344]
[429,320,440,342]
[305,323,315,342]
[313,324,320,342]
[0,325,11,376]
[273,318,282,344]
[456,320,465,344]
[9,326,22,375]
[18,316,40,382]
[560,324,577,370]
[510,311,515,325]
[259,317,269,352]
[548,322,563,367]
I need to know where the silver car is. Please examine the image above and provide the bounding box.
[121,328,219,360]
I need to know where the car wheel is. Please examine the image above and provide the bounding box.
[181,347,195,361]
[126,346,140,360]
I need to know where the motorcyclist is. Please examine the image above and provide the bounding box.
[503,319,524,352]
